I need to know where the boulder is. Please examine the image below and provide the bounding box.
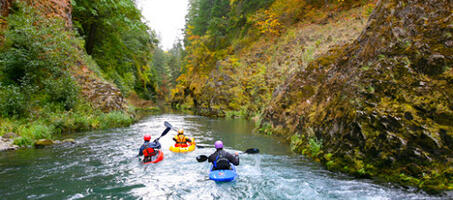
[34,139,54,148]
[62,138,75,144]
[0,138,18,152]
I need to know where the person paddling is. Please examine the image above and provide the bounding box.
[139,135,161,163]
[208,141,239,170]
[173,129,192,147]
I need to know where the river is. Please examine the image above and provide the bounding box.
[0,114,447,199]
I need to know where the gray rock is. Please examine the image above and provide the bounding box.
[0,138,16,152]
[2,132,17,139]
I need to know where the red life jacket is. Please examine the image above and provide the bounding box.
[143,144,157,157]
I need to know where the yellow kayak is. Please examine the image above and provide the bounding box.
[169,137,196,153]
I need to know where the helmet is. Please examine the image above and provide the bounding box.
[214,141,223,149]
[178,129,184,134]
[144,135,151,141]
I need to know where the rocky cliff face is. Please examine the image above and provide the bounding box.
[1,0,71,27]
[0,0,13,17]
[23,0,73,27]
[76,74,127,112]
[263,0,452,192]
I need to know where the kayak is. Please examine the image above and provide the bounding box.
[169,137,196,153]
[143,150,164,164]
[209,164,237,182]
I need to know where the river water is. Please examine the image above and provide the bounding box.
[0,114,448,199]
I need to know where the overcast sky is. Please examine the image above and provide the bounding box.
[135,0,189,50]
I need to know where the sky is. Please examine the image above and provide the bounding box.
[135,0,189,50]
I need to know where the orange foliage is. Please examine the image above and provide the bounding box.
[253,10,282,36]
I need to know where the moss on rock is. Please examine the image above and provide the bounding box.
[262,0,453,193]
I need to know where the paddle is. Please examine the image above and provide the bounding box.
[154,127,171,142]
[196,148,260,162]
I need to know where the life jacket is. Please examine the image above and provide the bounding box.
[213,152,230,170]
[174,135,188,144]
[143,143,157,157]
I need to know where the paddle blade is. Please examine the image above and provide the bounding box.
[244,148,259,154]
[196,155,208,162]
[196,145,209,149]
[164,121,179,131]
[164,121,172,129]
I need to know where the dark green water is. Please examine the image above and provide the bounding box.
[0,114,449,199]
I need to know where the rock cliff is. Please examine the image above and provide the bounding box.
[263,0,452,192]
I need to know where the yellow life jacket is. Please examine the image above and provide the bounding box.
[174,135,188,144]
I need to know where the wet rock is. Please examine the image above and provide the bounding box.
[405,163,423,178]
[419,131,441,149]
[404,112,413,120]
[382,132,407,150]
[439,129,452,149]
[62,138,76,144]
[405,147,432,163]
[427,54,446,67]
[34,139,54,148]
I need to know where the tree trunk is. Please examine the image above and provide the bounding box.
[85,22,97,55]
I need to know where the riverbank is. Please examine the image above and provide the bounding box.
[0,91,159,150]
[0,104,159,150]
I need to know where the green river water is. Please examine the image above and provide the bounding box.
[0,114,449,199]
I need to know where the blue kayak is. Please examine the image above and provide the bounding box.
[209,165,237,182]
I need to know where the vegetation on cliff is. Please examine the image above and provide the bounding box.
[172,0,452,193]
[0,1,157,146]
[171,0,374,116]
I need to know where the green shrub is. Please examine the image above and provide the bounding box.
[0,118,16,136]
[97,111,133,129]
[13,121,54,146]
[0,84,28,117]
[14,136,33,146]
[43,75,78,110]
[309,137,323,157]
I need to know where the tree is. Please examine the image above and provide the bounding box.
[72,0,158,97]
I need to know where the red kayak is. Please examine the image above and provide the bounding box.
[143,150,164,164]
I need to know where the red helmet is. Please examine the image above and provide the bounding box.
[144,135,151,141]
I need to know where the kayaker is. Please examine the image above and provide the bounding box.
[139,135,161,162]
[208,141,239,170]
[173,129,192,147]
